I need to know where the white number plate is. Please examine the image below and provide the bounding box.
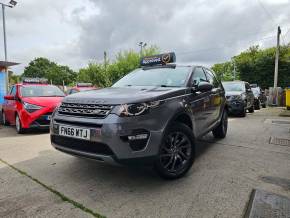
[59,125,90,140]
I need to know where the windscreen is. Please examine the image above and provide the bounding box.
[21,85,65,97]
[223,83,245,92]
[113,67,190,87]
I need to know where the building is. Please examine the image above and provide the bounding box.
[0,61,19,104]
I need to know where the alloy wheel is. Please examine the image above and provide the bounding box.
[16,115,21,132]
[159,132,192,173]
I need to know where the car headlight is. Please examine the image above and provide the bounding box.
[231,95,243,101]
[23,102,43,113]
[117,101,162,117]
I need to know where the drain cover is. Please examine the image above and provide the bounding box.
[245,189,290,218]
[269,137,290,146]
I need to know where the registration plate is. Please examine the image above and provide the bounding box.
[59,125,90,140]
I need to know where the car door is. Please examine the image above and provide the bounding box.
[204,68,223,125]
[5,85,17,123]
[188,67,211,137]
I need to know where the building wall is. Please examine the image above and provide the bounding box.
[0,71,7,104]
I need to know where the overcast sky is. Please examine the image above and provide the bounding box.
[1,0,290,74]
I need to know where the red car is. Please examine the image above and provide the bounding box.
[1,78,65,133]
[67,83,97,95]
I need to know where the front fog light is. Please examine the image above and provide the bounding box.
[128,134,149,141]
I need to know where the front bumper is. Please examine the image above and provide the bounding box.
[19,108,53,129]
[227,100,245,114]
[50,109,168,165]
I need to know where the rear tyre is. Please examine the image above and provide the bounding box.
[15,114,25,134]
[154,122,195,180]
[254,100,261,110]
[212,109,228,139]
[248,105,254,113]
[239,107,246,117]
[1,111,9,126]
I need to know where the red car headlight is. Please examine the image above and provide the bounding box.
[23,102,43,113]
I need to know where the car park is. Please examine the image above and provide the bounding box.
[250,85,267,109]
[222,81,255,117]
[50,52,228,179]
[1,78,65,133]
[67,83,97,95]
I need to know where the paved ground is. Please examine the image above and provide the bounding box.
[0,107,290,218]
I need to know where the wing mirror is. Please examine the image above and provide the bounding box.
[4,95,15,100]
[195,82,213,92]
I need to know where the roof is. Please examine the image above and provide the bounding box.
[0,61,20,67]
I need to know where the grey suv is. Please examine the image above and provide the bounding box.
[50,53,228,179]
[222,81,255,117]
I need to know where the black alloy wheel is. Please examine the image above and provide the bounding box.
[155,122,195,179]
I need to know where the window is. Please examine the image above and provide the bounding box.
[20,85,65,97]
[192,67,207,86]
[69,89,79,94]
[113,66,191,88]
[204,69,220,88]
[10,86,16,96]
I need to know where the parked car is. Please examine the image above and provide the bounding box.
[67,83,97,95]
[222,81,255,117]
[251,86,267,109]
[1,78,65,133]
[50,52,228,179]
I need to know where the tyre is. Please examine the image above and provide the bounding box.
[254,101,261,110]
[154,122,195,180]
[262,103,266,108]
[248,105,254,113]
[1,111,9,126]
[15,114,25,134]
[239,107,246,117]
[212,109,228,139]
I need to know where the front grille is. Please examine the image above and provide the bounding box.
[51,135,114,155]
[58,102,113,118]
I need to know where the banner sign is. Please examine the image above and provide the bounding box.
[140,52,176,66]
[22,77,48,84]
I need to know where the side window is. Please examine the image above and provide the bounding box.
[192,67,207,86]
[10,86,16,96]
[204,69,220,88]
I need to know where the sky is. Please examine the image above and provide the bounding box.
[1,0,290,75]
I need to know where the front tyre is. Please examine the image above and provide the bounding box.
[154,122,195,180]
[1,111,9,126]
[212,109,228,139]
[15,114,25,134]
[248,104,254,113]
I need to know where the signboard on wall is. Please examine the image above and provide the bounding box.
[0,71,7,104]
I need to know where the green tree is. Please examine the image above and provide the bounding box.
[211,61,237,81]
[78,46,159,87]
[22,57,77,85]
[212,45,290,89]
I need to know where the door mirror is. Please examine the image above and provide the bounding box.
[4,95,15,100]
[196,82,213,92]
